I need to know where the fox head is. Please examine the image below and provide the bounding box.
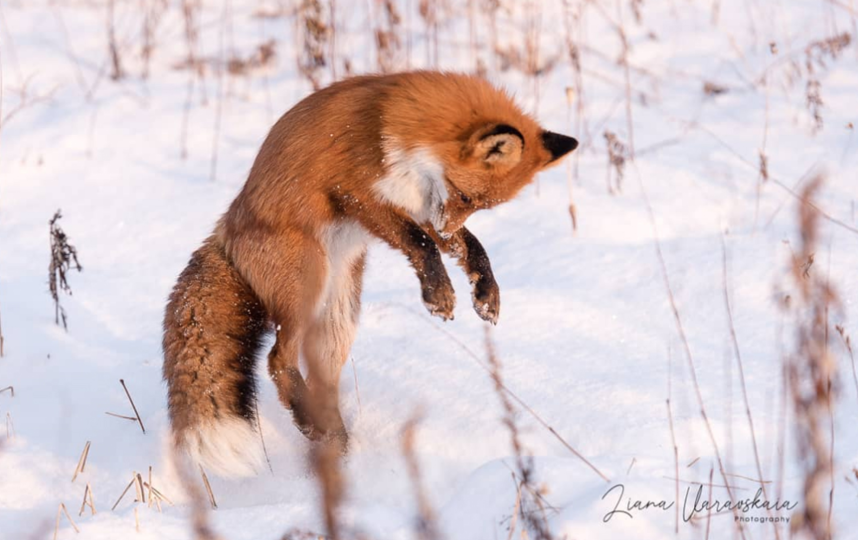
[374,71,578,237]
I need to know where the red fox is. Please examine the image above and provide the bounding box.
[163,71,577,477]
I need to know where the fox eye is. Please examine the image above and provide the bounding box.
[460,193,472,204]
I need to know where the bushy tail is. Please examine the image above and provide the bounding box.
[162,237,268,478]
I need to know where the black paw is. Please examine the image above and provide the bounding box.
[472,276,500,324]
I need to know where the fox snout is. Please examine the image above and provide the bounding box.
[542,131,579,163]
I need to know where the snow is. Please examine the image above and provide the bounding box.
[1,0,857,539]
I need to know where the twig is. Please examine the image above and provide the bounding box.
[54,503,79,540]
[142,482,174,506]
[350,357,362,416]
[633,162,747,539]
[666,349,679,535]
[78,483,96,516]
[705,467,714,540]
[105,411,137,421]
[5,412,14,439]
[721,233,781,540]
[507,474,523,540]
[111,477,136,511]
[120,379,146,434]
[254,399,273,474]
[71,441,91,482]
[0,386,13,397]
[401,412,439,540]
[385,303,609,483]
[835,325,857,412]
[200,466,217,509]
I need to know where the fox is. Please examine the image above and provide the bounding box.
[162,71,578,478]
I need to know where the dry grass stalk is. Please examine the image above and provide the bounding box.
[418,0,441,66]
[350,357,362,416]
[390,302,609,483]
[401,413,439,540]
[54,503,79,540]
[134,471,146,504]
[705,467,714,540]
[5,412,14,439]
[120,379,146,434]
[143,481,174,506]
[172,439,223,540]
[375,0,403,73]
[106,0,124,80]
[297,0,330,91]
[485,329,554,540]
[71,441,91,482]
[834,325,858,412]
[703,81,728,96]
[603,130,626,194]
[666,350,679,535]
[626,457,636,475]
[79,482,96,516]
[787,175,839,540]
[135,506,140,532]
[311,439,343,540]
[722,234,782,540]
[632,163,747,538]
[199,466,217,510]
[49,210,82,331]
[0,386,13,397]
[112,475,137,511]
[105,411,138,421]
[803,33,851,133]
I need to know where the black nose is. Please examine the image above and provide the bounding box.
[542,131,579,162]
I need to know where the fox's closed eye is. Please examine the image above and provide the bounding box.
[460,193,472,204]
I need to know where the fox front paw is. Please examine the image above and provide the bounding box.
[472,277,500,324]
[422,279,456,321]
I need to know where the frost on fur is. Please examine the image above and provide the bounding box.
[178,418,266,479]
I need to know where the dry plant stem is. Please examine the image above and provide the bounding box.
[135,506,140,532]
[105,411,138,421]
[721,234,781,540]
[71,441,91,482]
[5,412,15,439]
[686,123,858,237]
[390,303,609,482]
[173,444,221,540]
[705,467,714,540]
[401,414,440,540]
[54,503,79,540]
[112,477,136,511]
[49,210,82,331]
[507,474,523,540]
[120,379,146,434]
[79,483,96,516]
[666,350,679,535]
[834,326,857,412]
[254,399,273,474]
[616,0,635,158]
[143,482,174,506]
[200,466,217,509]
[485,329,553,540]
[0,386,13,397]
[350,357,362,416]
[787,176,838,540]
[210,1,226,183]
[632,163,747,539]
[106,0,124,80]
[312,440,343,540]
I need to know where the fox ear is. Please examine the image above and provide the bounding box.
[469,124,524,168]
[542,131,578,162]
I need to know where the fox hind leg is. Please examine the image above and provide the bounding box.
[303,241,366,447]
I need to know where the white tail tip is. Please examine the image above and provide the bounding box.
[179,418,266,479]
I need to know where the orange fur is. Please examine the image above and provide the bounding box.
[163,72,577,476]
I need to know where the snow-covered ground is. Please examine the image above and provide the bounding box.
[1,1,857,539]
